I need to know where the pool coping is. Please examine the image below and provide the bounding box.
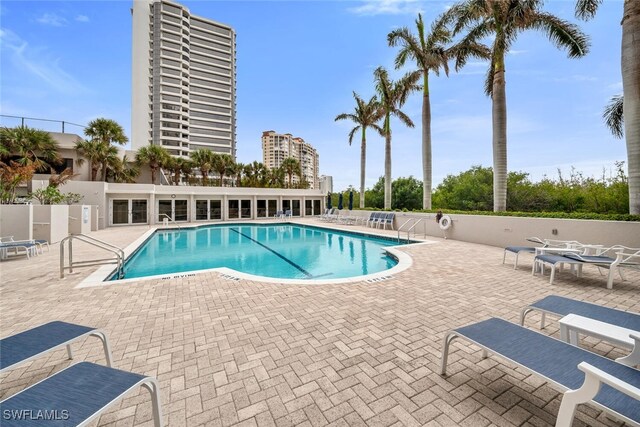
[76,221,437,288]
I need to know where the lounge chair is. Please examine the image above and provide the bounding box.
[284,209,292,219]
[2,236,50,253]
[520,295,640,330]
[0,242,39,260]
[0,321,113,373]
[533,246,640,288]
[440,317,640,427]
[380,212,395,230]
[503,237,583,269]
[367,212,382,228]
[0,361,163,427]
[274,210,284,219]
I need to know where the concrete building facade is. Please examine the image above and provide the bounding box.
[261,130,320,189]
[131,0,236,158]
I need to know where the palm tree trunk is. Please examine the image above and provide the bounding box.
[423,73,432,210]
[622,0,640,214]
[91,163,99,181]
[360,128,367,208]
[151,167,156,185]
[492,60,508,212]
[384,115,392,209]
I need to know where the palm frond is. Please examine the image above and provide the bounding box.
[575,0,602,20]
[603,95,624,139]
[347,126,360,145]
[335,113,357,122]
[393,110,415,129]
[528,12,590,58]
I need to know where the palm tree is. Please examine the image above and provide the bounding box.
[0,126,61,171]
[446,0,589,211]
[180,158,194,184]
[281,157,301,188]
[335,93,384,208]
[244,161,267,187]
[229,162,244,187]
[190,149,214,186]
[75,139,112,181]
[388,13,489,210]
[575,0,639,214]
[604,95,624,139]
[266,167,285,188]
[135,145,170,185]
[84,118,129,181]
[108,155,140,183]
[212,153,234,186]
[373,66,420,209]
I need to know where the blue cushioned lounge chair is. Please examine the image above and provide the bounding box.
[0,362,163,426]
[441,318,640,427]
[0,321,113,373]
[520,295,640,331]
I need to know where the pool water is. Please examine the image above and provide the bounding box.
[116,224,403,280]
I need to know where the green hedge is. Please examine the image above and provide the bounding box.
[357,208,640,222]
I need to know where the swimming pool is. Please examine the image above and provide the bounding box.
[113,223,407,281]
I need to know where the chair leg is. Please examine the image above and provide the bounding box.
[514,253,519,270]
[541,312,547,329]
[607,268,615,289]
[91,330,114,367]
[142,378,164,427]
[549,265,556,285]
[555,371,602,427]
[440,332,459,375]
[66,344,73,360]
[519,307,533,326]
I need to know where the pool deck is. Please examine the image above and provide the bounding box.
[1,219,638,427]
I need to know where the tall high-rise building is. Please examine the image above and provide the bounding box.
[131,0,236,158]
[261,130,320,189]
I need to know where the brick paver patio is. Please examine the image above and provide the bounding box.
[1,220,638,426]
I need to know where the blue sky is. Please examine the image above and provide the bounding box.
[0,0,625,192]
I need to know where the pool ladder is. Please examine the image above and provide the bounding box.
[60,234,125,279]
[397,217,426,243]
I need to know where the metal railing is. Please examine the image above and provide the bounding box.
[159,214,181,230]
[60,234,125,279]
[398,217,425,243]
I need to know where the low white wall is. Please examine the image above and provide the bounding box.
[33,205,69,243]
[367,211,640,249]
[0,205,33,241]
[91,205,100,231]
[69,205,92,234]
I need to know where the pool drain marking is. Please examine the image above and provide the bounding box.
[229,228,313,278]
[366,275,392,283]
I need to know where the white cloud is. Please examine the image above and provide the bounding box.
[553,74,597,83]
[36,13,68,27]
[508,49,527,55]
[607,81,622,92]
[347,0,424,16]
[75,15,89,23]
[0,28,87,94]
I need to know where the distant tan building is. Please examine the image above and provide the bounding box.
[261,130,320,189]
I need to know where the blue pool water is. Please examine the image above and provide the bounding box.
[115,224,403,280]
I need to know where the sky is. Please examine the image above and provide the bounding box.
[0,0,626,192]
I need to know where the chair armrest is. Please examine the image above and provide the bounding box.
[577,362,640,400]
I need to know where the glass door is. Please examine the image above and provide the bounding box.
[196,200,208,220]
[158,200,172,222]
[112,200,129,225]
[131,200,148,224]
[174,200,188,221]
[210,200,221,219]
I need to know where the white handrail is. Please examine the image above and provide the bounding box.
[158,213,181,230]
[397,217,425,242]
[60,234,125,279]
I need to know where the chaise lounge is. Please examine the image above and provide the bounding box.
[0,362,163,427]
[0,321,113,373]
[441,317,640,427]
